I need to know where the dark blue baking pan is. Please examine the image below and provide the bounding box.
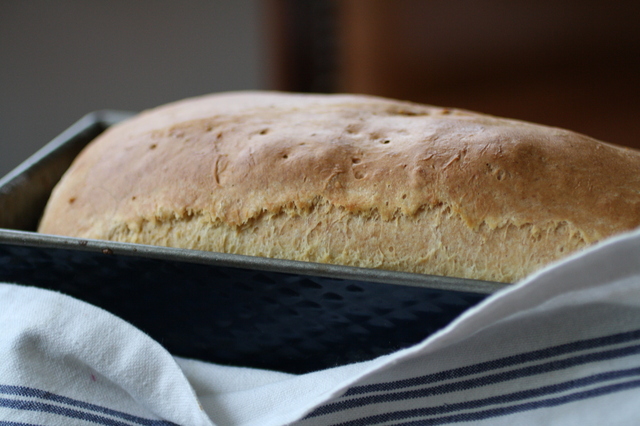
[0,111,505,374]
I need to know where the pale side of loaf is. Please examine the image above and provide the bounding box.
[38,91,640,282]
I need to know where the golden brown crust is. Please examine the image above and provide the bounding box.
[38,91,640,282]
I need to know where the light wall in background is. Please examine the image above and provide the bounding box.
[0,0,266,177]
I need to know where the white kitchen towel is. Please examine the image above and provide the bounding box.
[2,227,640,425]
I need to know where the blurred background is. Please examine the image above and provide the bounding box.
[0,0,266,177]
[2,0,639,178]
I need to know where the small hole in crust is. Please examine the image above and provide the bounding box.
[354,171,365,179]
[398,110,418,116]
[282,154,289,159]
[259,128,269,135]
[149,144,157,149]
[131,196,136,201]
[387,108,429,117]
[345,124,361,134]
[68,197,76,204]
[401,194,407,199]
[381,140,391,144]
[352,158,361,164]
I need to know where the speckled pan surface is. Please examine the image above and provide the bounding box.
[0,111,501,373]
[0,239,488,373]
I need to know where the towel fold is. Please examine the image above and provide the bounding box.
[3,228,640,425]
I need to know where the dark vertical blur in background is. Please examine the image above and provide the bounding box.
[267,0,640,149]
[2,0,639,178]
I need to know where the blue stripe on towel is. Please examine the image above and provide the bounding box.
[308,343,640,417]
[389,379,640,426]
[329,366,640,425]
[0,421,46,426]
[0,386,178,426]
[345,328,640,396]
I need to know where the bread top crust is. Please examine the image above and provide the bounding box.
[39,91,640,243]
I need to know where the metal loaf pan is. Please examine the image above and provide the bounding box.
[0,112,506,374]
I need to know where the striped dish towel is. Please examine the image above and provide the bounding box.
[2,228,640,425]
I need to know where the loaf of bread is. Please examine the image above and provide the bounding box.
[38,91,640,282]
